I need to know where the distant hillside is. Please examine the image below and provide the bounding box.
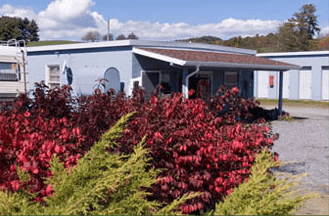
[26,40,82,47]
[179,34,329,53]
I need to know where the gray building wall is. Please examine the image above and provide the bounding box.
[255,51,329,101]
[27,47,133,96]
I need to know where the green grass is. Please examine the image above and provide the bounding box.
[256,98,329,109]
[26,40,82,47]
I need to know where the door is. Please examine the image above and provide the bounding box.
[104,67,120,93]
[299,70,312,100]
[257,71,269,98]
[322,69,329,100]
[283,71,290,99]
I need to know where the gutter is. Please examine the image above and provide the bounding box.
[183,61,301,71]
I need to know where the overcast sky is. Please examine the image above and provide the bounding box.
[0,0,328,41]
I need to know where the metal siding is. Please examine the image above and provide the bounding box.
[299,70,312,99]
[26,50,132,96]
[322,69,329,100]
[257,53,329,101]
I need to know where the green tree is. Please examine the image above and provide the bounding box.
[26,19,39,42]
[0,16,21,41]
[0,16,39,42]
[278,4,320,51]
[290,4,321,40]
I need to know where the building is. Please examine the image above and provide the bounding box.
[254,51,329,101]
[0,40,27,101]
[25,40,297,108]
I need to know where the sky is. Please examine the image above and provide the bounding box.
[0,0,328,41]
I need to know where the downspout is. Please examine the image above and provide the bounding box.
[184,65,200,98]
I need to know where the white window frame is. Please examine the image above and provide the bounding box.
[46,64,60,89]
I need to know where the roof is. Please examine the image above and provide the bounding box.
[26,39,256,55]
[257,50,329,58]
[133,47,300,71]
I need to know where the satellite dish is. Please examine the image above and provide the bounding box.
[104,67,120,92]
[66,67,73,85]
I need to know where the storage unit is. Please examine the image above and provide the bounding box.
[322,66,329,100]
[255,51,329,101]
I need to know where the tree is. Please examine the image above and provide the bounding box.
[102,33,113,41]
[127,32,139,40]
[26,19,39,42]
[116,34,126,40]
[290,4,321,40]
[0,16,39,42]
[278,4,320,51]
[81,30,101,42]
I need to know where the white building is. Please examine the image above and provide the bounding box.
[254,51,329,101]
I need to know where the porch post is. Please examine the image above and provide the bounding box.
[278,70,283,116]
[182,67,188,98]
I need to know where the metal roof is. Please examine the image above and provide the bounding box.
[26,39,256,55]
[133,47,301,71]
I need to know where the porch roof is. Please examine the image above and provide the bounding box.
[133,47,300,71]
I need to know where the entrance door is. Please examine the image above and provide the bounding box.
[299,70,312,100]
[322,69,329,100]
[189,72,212,101]
[197,79,210,102]
[257,71,269,98]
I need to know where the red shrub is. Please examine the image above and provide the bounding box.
[0,83,277,214]
[114,87,275,214]
[0,111,85,201]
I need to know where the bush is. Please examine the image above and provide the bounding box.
[0,83,277,214]
[0,108,85,201]
[0,113,199,215]
[210,149,315,215]
[115,88,275,214]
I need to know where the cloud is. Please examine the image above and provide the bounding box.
[0,4,37,20]
[320,25,329,37]
[1,1,283,41]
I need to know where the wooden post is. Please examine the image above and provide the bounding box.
[278,70,283,116]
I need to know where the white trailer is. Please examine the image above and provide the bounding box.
[0,39,27,101]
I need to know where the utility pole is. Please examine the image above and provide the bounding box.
[107,18,110,41]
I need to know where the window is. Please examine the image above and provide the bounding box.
[0,62,19,81]
[47,65,60,89]
[224,71,239,88]
[322,66,329,70]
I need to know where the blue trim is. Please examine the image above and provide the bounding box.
[27,46,132,56]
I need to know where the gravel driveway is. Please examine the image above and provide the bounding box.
[261,105,329,194]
